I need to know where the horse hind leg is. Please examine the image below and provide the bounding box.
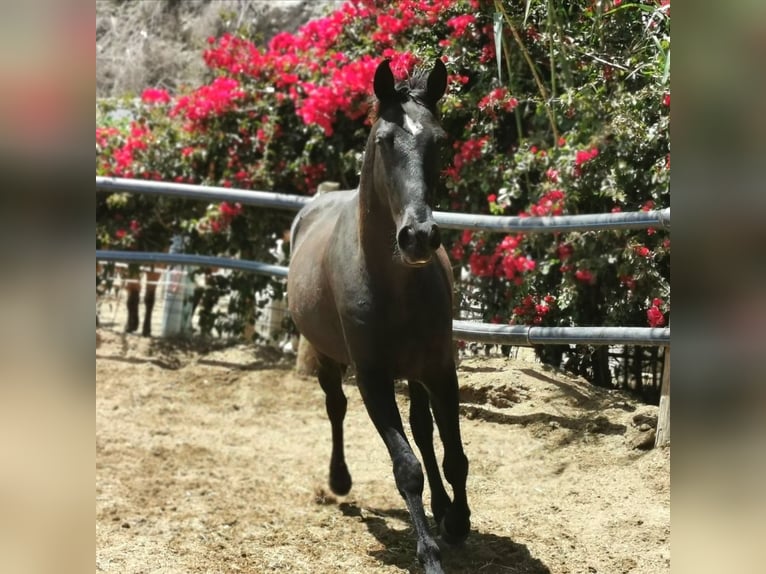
[141,270,160,337]
[408,380,451,525]
[125,280,140,333]
[314,348,352,496]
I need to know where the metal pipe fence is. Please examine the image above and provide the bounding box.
[96,177,670,347]
[96,176,670,234]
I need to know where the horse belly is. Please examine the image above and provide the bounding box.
[287,213,350,365]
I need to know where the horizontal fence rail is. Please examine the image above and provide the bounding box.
[96,176,310,211]
[452,321,669,347]
[96,176,670,234]
[435,208,670,233]
[96,251,669,347]
[96,250,289,278]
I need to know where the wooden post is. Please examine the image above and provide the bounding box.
[655,345,670,447]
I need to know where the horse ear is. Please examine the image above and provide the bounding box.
[374,59,397,103]
[426,59,448,106]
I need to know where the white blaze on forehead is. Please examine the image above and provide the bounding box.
[403,113,423,136]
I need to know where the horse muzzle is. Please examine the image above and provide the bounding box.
[397,221,441,266]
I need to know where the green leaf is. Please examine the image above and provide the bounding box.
[494,12,504,83]
[523,0,535,25]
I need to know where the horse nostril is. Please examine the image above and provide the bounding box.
[397,225,416,250]
[428,224,441,251]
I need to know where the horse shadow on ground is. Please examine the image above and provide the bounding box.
[339,502,551,574]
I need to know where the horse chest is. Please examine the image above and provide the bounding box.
[336,269,452,360]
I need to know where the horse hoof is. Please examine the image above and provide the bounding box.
[439,515,470,546]
[418,538,444,574]
[329,464,352,496]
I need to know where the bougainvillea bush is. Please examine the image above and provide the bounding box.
[96,0,669,385]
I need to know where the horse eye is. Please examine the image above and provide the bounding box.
[376,131,394,146]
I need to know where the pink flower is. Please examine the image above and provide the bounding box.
[141,88,170,104]
[447,14,476,37]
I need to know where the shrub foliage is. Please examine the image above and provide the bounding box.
[96,0,670,385]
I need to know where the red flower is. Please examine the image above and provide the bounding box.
[619,274,636,291]
[141,88,170,104]
[487,193,497,204]
[220,201,243,220]
[498,235,520,253]
[530,189,566,216]
[574,269,594,284]
[634,245,651,258]
[557,243,573,261]
[478,87,518,118]
[647,305,665,327]
[575,147,599,167]
[662,93,670,107]
[449,136,489,175]
[446,14,476,38]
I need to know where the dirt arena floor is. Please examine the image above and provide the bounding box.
[96,330,669,574]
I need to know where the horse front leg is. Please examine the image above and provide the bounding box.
[426,367,471,546]
[408,380,451,525]
[357,371,444,574]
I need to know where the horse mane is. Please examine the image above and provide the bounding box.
[369,65,436,122]
[394,68,431,106]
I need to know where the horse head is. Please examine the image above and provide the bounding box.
[370,59,448,267]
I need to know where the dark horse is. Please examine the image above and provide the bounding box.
[287,59,470,573]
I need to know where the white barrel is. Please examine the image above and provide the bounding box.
[160,267,195,337]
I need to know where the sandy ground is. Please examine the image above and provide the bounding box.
[96,330,669,574]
